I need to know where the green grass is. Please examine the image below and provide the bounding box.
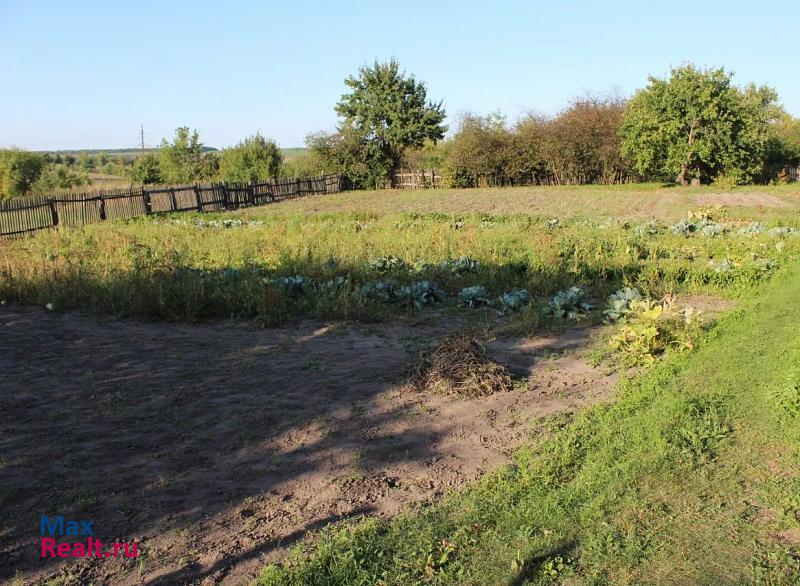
[257,265,800,585]
[1,208,797,325]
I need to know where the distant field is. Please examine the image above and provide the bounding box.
[252,183,800,223]
[280,147,309,161]
[87,172,132,190]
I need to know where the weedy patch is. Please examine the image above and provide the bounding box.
[663,397,732,467]
[409,334,514,398]
[607,295,703,367]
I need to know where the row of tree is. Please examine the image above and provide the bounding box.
[298,61,800,189]
[3,61,799,201]
[129,128,284,186]
[0,130,287,200]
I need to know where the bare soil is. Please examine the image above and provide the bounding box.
[0,306,614,585]
[693,191,791,208]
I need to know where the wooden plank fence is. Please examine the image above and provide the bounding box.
[394,169,443,189]
[0,174,343,238]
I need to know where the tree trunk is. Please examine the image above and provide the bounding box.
[690,164,701,186]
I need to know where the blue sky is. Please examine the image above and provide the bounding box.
[1,0,796,151]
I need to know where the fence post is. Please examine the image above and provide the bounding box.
[98,195,107,220]
[169,188,178,211]
[220,183,230,209]
[194,185,203,212]
[247,181,255,206]
[49,197,59,227]
[142,190,152,214]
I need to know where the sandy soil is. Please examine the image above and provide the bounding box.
[0,306,614,585]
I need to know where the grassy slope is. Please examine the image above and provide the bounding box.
[251,183,800,223]
[259,268,800,585]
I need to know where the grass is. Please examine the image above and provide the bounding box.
[1,200,798,325]
[256,265,800,585]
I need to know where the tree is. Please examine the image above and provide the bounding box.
[443,112,511,187]
[306,126,389,189]
[0,149,47,200]
[130,153,163,185]
[333,59,446,186]
[219,134,283,182]
[77,150,95,171]
[621,65,779,185]
[762,113,800,182]
[541,95,629,185]
[31,164,90,194]
[159,127,204,183]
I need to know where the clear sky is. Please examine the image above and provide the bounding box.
[1,0,796,151]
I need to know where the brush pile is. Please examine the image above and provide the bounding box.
[409,334,513,397]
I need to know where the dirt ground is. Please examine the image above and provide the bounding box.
[0,305,615,585]
[693,191,792,209]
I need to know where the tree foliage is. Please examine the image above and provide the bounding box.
[31,164,89,194]
[620,65,779,185]
[158,127,206,183]
[219,134,283,182]
[130,153,163,185]
[318,59,446,188]
[0,149,47,200]
[441,96,630,187]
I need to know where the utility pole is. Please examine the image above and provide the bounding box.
[140,124,145,152]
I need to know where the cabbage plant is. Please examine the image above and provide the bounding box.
[546,286,593,320]
[457,286,492,308]
[400,281,445,309]
[603,287,642,322]
[367,256,407,274]
[499,289,531,312]
[266,275,316,298]
[442,256,480,275]
[362,280,398,303]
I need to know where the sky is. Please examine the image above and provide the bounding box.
[1,0,797,151]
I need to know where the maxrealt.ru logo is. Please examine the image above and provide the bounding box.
[39,516,139,558]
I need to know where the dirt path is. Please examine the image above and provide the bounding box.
[0,306,614,585]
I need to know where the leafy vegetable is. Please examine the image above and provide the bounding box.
[546,286,593,320]
[361,280,398,303]
[499,289,531,312]
[603,287,643,322]
[457,286,492,308]
[399,281,446,309]
[367,255,407,274]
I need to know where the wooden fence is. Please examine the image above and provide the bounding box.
[394,169,444,189]
[0,174,342,238]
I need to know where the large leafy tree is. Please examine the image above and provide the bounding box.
[621,65,778,185]
[219,134,283,182]
[332,59,446,187]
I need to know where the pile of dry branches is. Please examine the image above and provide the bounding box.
[409,334,513,398]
